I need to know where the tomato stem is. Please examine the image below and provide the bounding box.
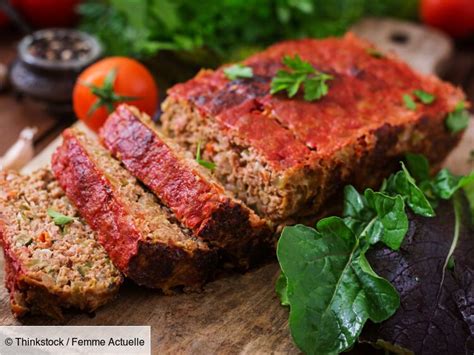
[82,68,140,117]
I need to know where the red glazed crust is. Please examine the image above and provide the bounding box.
[52,129,217,291]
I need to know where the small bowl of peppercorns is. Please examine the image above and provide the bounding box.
[10,28,102,114]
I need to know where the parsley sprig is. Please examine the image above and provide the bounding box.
[195,142,216,171]
[47,209,75,226]
[446,101,470,133]
[223,64,253,80]
[270,55,333,101]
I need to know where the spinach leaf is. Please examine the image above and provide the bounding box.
[277,222,399,355]
[364,189,408,249]
[384,162,435,217]
[432,169,474,200]
[405,153,430,182]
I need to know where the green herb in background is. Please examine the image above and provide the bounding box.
[79,0,419,63]
[271,55,333,101]
[446,101,470,133]
[223,64,254,80]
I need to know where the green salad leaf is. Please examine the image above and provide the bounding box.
[277,220,400,354]
[276,155,473,354]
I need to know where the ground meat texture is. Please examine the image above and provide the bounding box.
[100,105,273,269]
[52,128,217,291]
[0,169,122,319]
[161,33,466,222]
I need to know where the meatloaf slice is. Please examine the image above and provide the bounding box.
[161,33,467,221]
[100,105,272,269]
[0,169,122,319]
[52,128,217,292]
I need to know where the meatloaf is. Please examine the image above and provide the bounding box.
[0,169,122,319]
[100,104,272,268]
[52,128,217,292]
[161,33,467,221]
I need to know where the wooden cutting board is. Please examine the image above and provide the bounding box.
[1,19,473,355]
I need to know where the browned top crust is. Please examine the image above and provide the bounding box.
[167,33,466,171]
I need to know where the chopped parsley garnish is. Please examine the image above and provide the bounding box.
[47,208,74,226]
[366,47,385,58]
[223,64,253,80]
[413,89,435,104]
[270,54,333,101]
[195,142,216,171]
[446,101,470,133]
[403,94,416,110]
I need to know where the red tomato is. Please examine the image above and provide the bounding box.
[421,0,474,37]
[15,0,81,28]
[73,57,159,132]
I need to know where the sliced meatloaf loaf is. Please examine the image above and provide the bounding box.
[161,33,467,221]
[0,169,122,319]
[52,128,217,292]
[100,105,273,269]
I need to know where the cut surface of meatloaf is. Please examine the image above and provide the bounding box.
[161,33,467,221]
[52,128,217,292]
[100,104,272,269]
[0,169,122,319]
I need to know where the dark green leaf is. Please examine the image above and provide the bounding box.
[342,185,374,235]
[384,163,435,217]
[405,153,430,182]
[364,189,409,249]
[432,169,474,200]
[47,209,74,226]
[223,64,253,80]
[277,223,399,354]
[446,101,470,133]
[413,89,435,104]
[403,94,416,110]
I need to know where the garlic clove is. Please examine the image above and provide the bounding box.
[0,127,38,171]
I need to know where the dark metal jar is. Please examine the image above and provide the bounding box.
[9,28,102,113]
